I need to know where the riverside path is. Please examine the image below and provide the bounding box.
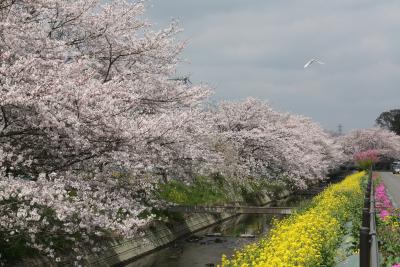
[379,171,400,207]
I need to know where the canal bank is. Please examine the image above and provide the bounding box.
[88,190,292,267]
[121,192,318,267]
[20,172,348,267]
[126,213,285,267]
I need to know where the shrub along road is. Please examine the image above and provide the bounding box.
[379,172,400,207]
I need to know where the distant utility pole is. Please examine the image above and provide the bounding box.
[337,124,343,135]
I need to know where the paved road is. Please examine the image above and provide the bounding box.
[378,171,400,207]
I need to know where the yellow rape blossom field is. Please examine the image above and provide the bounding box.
[220,171,365,267]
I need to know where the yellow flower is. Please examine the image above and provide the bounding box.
[219,172,365,267]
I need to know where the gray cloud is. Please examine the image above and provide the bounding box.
[146,0,400,132]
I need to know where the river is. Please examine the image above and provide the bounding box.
[123,195,309,267]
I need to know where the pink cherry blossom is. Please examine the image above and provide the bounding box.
[0,0,211,178]
[209,98,344,188]
[2,0,394,265]
[354,149,379,163]
[0,172,156,263]
[353,149,379,170]
[338,128,400,160]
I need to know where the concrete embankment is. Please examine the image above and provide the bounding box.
[17,189,290,267]
[21,171,348,267]
[88,190,291,267]
[16,174,347,266]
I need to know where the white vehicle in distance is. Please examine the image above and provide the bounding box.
[391,161,400,174]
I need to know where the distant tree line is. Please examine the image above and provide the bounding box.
[376,109,400,136]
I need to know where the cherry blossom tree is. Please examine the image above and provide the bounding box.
[0,0,212,264]
[354,149,379,170]
[0,172,157,265]
[0,0,368,264]
[209,98,342,189]
[338,128,400,160]
[0,0,210,178]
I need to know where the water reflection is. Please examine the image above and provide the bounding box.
[127,214,283,267]
[126,195,309,267]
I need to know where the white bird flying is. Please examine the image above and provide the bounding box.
[304,58,325,68]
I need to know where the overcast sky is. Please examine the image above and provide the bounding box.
[145,0,400,132]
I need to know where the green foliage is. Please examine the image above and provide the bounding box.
[158,176,230,205]
[293,198,315,214]
[239,179,287,204]
[377,212,400,266]
[239,182,262,204]
[347,175,367,252]
[376,109,400,135]
[0,235,36,264]
[158,174,289,206]
[220,172,365,267]
[383,255,400,267]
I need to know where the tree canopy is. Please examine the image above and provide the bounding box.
[376,109,400,135]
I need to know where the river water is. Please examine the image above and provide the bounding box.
[125,195,309,267]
